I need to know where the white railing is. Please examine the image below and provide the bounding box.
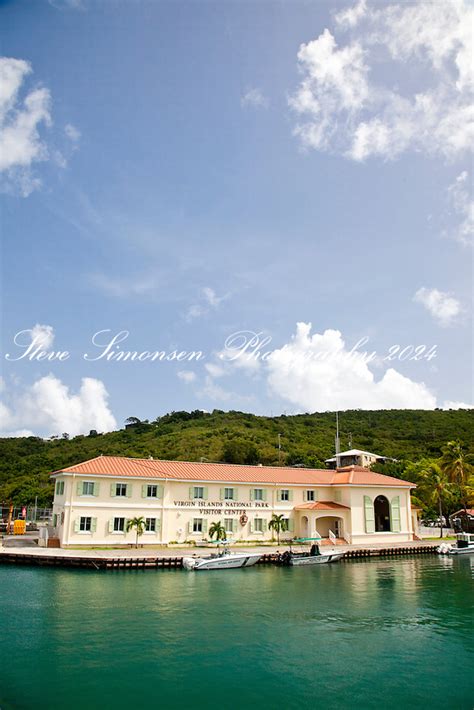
[328,529,337,544]
[343,532,352,544]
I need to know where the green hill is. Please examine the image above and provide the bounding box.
[1,408,473,506]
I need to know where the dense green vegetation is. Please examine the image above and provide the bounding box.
[1,409,473,514]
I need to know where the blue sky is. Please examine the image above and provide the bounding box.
[1,0,473,437]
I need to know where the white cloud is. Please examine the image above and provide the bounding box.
[266,323,436,410]
[0,375,117,437]
[177,370,196,384]
[30,323,55,349]
[335,0,367,29]
[443,400,474,410]
[413,287,462,327]
[241,88,269,109]
[448,171,473,246]
[65,123,81,143]
[290,1,473,161]
[186,287,229,321]
[0,57,52,195]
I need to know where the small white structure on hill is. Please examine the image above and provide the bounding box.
[325,449,396,470]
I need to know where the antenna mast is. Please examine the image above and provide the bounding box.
[335,412,341,469]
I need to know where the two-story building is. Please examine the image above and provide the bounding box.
[50,455,417,547]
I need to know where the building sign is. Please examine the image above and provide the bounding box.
[173,500,269,515]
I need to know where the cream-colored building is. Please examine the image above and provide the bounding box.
[50,456,417,547]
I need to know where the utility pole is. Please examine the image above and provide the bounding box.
[335,413,341,469]
[278,433,282,464]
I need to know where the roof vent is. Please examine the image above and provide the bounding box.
[148,455,154,460]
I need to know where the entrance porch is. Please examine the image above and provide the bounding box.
[295,502,351,544]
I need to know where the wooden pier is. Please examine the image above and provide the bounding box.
[0,545,439,571]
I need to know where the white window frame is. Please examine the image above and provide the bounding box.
[80,516,92,532]
[254,518,264,533]
[306,490,315,501]
[224,518,234,533]
[224,487,234,500]
[82,481,95,496]
[253,488,263,501]
[56,481,65,495]
[193,518,203,533]
[115,483,127,497]
[147,485,158,498]
[113,517,125,533]
[193,487,204,500]
[145,517,156,533]
[280,489,290,502]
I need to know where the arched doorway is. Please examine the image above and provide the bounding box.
[315,516,344,538]
[300,515,309,537]
[374,495,391,532]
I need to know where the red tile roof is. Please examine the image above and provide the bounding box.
[295,501,351,511]
[51,456,414,487]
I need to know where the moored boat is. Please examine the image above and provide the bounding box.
[278,537,344,566]
[183,542,262,570]
[438,532,474,555]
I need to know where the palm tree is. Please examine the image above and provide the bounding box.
[209,520,227,541]
[416,462,453,538]
[268,514,288,545]
[440,441,470,513]
[126,516,146,547]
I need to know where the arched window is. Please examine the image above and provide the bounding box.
[374,495,391,532]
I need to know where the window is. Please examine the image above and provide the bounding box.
[55,481,65,495]
[193,518,203,533]
[253,489,263,501]
[145,518,156,532]
[254,518,264,532]
[224,487,234,500]
[80,517,92,532]
[306,490,315,501]
[280,489,289,501]
[115,483,127,497]
[193,487,204,500]
[113,517,125,532]
[82,481,94,496]
[224,519,234,533]
[147,485,158,498]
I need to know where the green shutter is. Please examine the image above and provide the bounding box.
[93,482,100,497]
[202,520,208,533]
[250,489,254,501]
[314,490,318,501]
[189,487,194,500]
[142,484,147,498]
[53,514,57,526]
[232,519,238,533]
[288,518,294,532]
[262,518,268,532]
[303,490,307,502]
[126,484,132,498]
[108,519,115,533]
[77,482,82,496]
[156,518,161,532]
[203,487,208,500]
[188,520,194,534]
[74,518,80,532]
[220,488,224,500]
[288,490,294,502]
[364,496,375,534]
[110,483,116,497]
[91,518,97,533]
[390,496,401,533]
[156,485,163,499]
[249,519,254,533]
[233,488,238,502]
[277,490,281,502]
[262,489,267,502]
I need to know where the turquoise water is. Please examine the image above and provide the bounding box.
[1,557,473,710]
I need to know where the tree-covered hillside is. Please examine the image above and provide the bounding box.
[1,408,473,506]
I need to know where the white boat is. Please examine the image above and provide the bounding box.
[183,542,262,570]
[278,538,345,566]
[438,532,474,555]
